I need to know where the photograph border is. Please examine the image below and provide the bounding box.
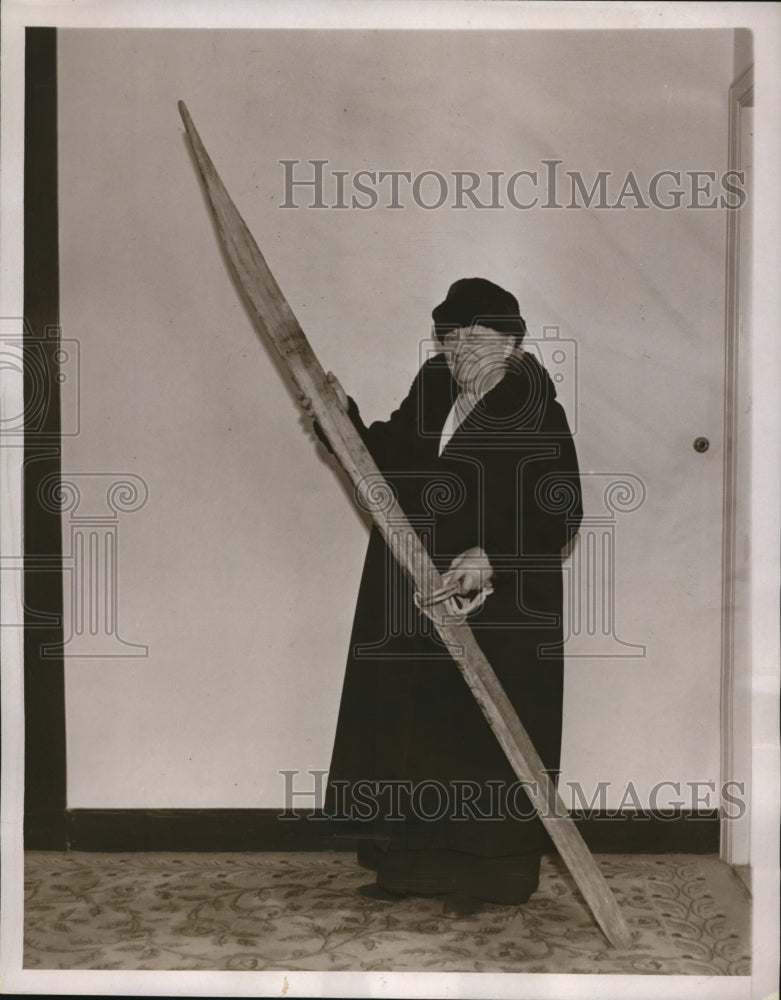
[2,2,779,997]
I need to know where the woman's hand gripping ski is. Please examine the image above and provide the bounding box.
[415,546,495,622]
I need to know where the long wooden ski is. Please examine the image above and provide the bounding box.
[178,101,632,950]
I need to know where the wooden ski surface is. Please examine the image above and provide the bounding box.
[178,101,632,950]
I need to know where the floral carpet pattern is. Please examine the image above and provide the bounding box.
[24,851,750,974]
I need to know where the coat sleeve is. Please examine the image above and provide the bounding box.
[519,399,582,555]
[480,398,582,570]
[314,371,422,469]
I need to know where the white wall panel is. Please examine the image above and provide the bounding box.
[59,28,734,809]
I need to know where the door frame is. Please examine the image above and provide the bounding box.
[720,63,753,868]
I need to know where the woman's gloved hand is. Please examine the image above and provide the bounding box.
[414,546,494,623]
[442,546,494,596]
[299,372,349,452]
[298,371,348,419]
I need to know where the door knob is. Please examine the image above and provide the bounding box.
[693,437,710,453]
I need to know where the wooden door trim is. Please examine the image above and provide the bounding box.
[720,63,753,867]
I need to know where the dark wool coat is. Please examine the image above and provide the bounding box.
[325,350,582,857]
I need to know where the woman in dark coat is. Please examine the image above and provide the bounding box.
[321,278,582,915]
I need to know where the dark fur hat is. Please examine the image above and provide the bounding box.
[432,277,526,342]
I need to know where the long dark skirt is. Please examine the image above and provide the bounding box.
[325,528,564,899]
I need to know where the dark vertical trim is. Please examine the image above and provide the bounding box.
[24,27,68,849]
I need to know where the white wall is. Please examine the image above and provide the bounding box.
[58,28,735,809]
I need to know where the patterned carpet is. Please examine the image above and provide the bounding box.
[24,851,750,974]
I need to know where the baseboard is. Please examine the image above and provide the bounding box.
[24,809,70,851]
[54,808,721,854]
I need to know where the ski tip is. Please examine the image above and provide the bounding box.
[613,928,634,950]
[605,922,633,950]
[177,100,190,125]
